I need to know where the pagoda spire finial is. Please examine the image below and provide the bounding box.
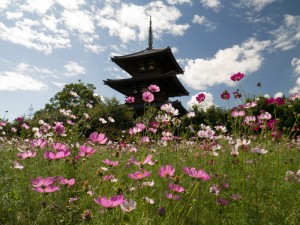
[147,16,153,50]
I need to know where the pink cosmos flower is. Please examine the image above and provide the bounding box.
[243,101,257,108]
[31,139,48,149]
[165,191,181,200]
[141,136,150,143]
[21,123,30,130]
[257,111,272,121]
[231,110,245,117]
[142,91,154,103]
[148,84,160,92]
[103,159,119,167]
[168,183,185,193]
[44,149,70,160]
[79,145,96,157]
[230,72,244,81]
[130,155,154,166]
[125,96,135,103]
[183,167,210,181]
[221,90,230,100]
[196,93,205,103]
[128,171,151,180]
[53,122,65,135]
[243,116,256,125]
[89,132,108,144]
[57,177,75,188]
[94,194,125,209]
[289,93,300,101]
[31,177,60,193]
[52,142,68,151]
[158,165,175,178]
[103,174,116,181]
[216,198,229,206]
[17,150,36,159]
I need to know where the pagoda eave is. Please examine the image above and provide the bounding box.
[111,47,184,76]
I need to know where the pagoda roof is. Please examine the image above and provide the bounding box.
[104,71,189,97]
[111,47,184,75]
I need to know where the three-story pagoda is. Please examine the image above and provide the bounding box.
[104,17,189,116]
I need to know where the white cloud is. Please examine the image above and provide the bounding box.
[289,77,300,94]
[96,1,189,43]
[54,0,85,10]
[6,11,23,20]
[192,15,216,31]
[187,92,214,111]
[64,61,86,77]
[271,15,300,51]
[181,38,271,90]
[62,9,95,34]
[200,0,221,12]
[21,0,54,16]
[289,58,300,94]
[233,0,275,11]
[167,0,192,5]
[274,92,283,98]
[0,19,71,54]
[0,72,47,91]
[0,0,11,11]
[171,47,179,54]
[52,81,66,88]
[291,58,300,75]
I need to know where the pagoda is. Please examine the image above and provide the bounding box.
[104,17,189,116]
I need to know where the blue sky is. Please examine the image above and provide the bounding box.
[0,0,300,121]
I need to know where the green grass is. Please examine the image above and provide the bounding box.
[0,132,299,225]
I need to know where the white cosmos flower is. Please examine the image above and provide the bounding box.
[251,147,267,155]
[143,197,154,204]
[120,199,136,212]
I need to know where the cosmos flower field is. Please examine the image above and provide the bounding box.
[1,74,300,224]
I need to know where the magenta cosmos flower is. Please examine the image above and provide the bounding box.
[196,93,206,103]
[148,84,160,92]
[128,171,151,180]
[17,150,36,159]
[142,91,154,103]
[158,165,175,178]
[221,90,230,100]
[89,132,108,144]
[130,155,154,166]
[103,159,119,167]
[44,149,70,160]
[79,145,96,157]
[126,96,135,103]
[57,177,75,188]
[53,122,65,135]
[52,142,68,151]
[31,139,48,149]
[230,72,244,81]
[168,183,185,193]
[183,167,210,181]
[31,177,60,193]
[165,191,181,200]
[94,194,125,209]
